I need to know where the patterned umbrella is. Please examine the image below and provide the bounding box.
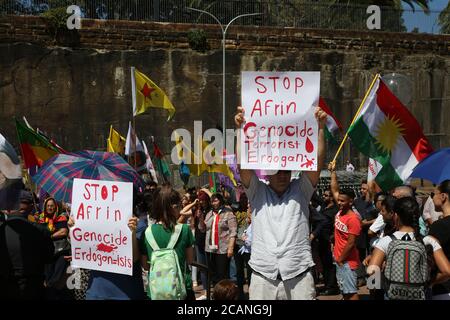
[32,150,144,203]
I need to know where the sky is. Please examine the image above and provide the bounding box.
[402,0,449,33]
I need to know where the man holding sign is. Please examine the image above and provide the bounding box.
[236,71,327,300]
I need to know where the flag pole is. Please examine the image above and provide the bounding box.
[14,118,39,213]
[131,66,137,170]
[133,117,137,170]
[25,170,39,213]
[332,74,380,163]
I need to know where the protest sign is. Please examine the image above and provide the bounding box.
[240,72,320,171]
[70,178,133,275]
[368,158,383,181]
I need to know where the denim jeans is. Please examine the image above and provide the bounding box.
[335,262,358,295]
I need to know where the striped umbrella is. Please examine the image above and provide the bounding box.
[32,150,144,203]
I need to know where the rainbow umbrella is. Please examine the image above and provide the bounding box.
[32,150,144,203]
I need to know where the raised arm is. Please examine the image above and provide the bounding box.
[235,106,254,189]
[328,161,340,204]
[178,199,199,223]
[305,107,327,187]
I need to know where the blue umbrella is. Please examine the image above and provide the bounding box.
[409,148,450,184]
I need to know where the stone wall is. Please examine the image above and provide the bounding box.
[1,15,449,170]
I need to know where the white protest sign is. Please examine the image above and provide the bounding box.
[240,71,320,171]
[70,178,133,275]
[368,158,383,181]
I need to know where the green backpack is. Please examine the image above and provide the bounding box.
[145,224,187,300]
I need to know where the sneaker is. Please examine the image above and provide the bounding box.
[196,295,207,300]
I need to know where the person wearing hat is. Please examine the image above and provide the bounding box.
[234,105,327,300]
[18,190,38,223]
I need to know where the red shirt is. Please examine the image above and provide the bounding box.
[333,210,361,270]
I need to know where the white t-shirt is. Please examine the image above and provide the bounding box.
[370,214,386,234]
[422,196,443,223]
[369,214,386,248]
[375,231,441,253]
[245,172,315,281]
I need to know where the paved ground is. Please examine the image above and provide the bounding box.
[194,282,370,300]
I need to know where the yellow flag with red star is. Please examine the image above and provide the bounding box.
[131,67,176,120]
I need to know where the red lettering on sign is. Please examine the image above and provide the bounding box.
[91,183,99,200]
[295,77,304,93]
[83,184,90,200]
[101,185,108,200]
[112,185,119,201]
[243,122,257,140]
[255,76,267,93]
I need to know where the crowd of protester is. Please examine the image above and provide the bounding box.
[1,105,450,301]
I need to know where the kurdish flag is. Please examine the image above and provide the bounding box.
[131,67,176,120]
[15,119,60,169]
[347,76,433,191]
[319,97,342,144]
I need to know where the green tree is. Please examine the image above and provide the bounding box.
[438,2,450,34]
[180,0,430,31]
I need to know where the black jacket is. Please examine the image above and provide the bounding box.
[0,215,54,278]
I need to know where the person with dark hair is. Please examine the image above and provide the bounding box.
[310,188,339,296]
[193,190,211,300]
[329,161,361,300]
[145,181,158,194]
[368,196,450,300]
[140,186,195,300]
[368,193,387,243]
[235,196,252,300]
[17,190,38,222]
[353,179,375,286]
[429,180,450,299]
[212,279,239,300]
[0,207,54,299]
[364,194,396,300]
[204,193,237,286]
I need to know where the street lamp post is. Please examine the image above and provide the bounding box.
[186,7,261,147]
